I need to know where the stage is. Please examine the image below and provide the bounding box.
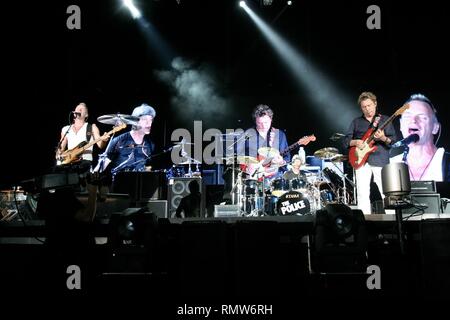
[1,208,450,301]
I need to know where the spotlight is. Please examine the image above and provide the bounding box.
[287,0,292,5]
[108,207,158,247]
[239,1,246,8]
[312,204,368,273]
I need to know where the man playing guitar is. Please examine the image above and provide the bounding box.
[344,92,397,214]
[237,104,290,180]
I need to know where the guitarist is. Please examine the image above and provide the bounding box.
[56,102,109,171]
[343,92,397,214]
[237,104,290,179]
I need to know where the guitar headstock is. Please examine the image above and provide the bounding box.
[394,103,410,116]
[297,134,316,146]
[113,123,127,132]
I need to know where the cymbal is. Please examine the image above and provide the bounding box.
[314,147,339,159]
[258,147,280,158]
[97,114,139,125]
[174,141,195,145]
[236,156,259,164]
[331,154,348,162]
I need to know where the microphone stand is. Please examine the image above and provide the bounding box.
[55,125,72,164]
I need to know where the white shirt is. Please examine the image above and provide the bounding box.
[390,147,445,182]
[61,123,94,161]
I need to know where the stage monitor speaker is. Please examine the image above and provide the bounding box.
[167,177,203,218]
[145,200,168,219]
[402,193,441,215]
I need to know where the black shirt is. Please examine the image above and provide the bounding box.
[343,114,397,167]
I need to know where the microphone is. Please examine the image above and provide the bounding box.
[391,134,419,148]
[72,111,81,116]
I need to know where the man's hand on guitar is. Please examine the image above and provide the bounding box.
[374,129,386,141]
[374,129,390,144]
[353,139,365,150]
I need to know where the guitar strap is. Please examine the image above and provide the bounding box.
[86,123,92,142]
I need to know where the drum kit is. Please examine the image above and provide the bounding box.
[224,144,352,217]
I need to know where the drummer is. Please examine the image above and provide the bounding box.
[96,103,156,174]
[283,155,308,185]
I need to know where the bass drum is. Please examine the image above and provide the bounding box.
[276,190,313,216]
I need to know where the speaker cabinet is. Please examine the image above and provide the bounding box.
[146,200,168,219]
[167,177,204,217]
[402,193,441,215]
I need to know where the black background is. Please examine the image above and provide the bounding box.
[2,0,448,188]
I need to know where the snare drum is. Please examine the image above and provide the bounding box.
[271,178,290,197]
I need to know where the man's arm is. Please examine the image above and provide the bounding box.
[343,120,364,149]
[92,123,109,149]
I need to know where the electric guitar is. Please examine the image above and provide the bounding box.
[257,134,316,177]
[348,104,409,169]
[58,123,126,165]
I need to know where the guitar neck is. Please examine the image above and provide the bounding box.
[280,142,301,156]
[367,114,396,142]
[79,126,120,152]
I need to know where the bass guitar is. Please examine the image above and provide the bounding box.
[348,104,409,169]
[58,123,126,165]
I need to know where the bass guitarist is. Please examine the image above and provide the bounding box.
[56,102,109,171]
[343,92,397,214]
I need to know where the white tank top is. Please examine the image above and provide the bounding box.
[61,123,94,161]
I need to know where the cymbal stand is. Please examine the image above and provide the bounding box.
[180,139,200,177]
[225,133,248,206]
[329,161,355,205]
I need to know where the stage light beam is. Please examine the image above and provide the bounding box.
[240,4,357,131]
[123,0,142,19]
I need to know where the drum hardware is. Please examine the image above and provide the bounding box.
[323,160,354,205]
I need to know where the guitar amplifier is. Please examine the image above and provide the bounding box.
[411,181,436,194]
[402,193,441,215]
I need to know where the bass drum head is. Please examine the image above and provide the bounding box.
[276,191,311,216]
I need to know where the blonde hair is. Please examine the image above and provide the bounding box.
[357,92,377,105]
